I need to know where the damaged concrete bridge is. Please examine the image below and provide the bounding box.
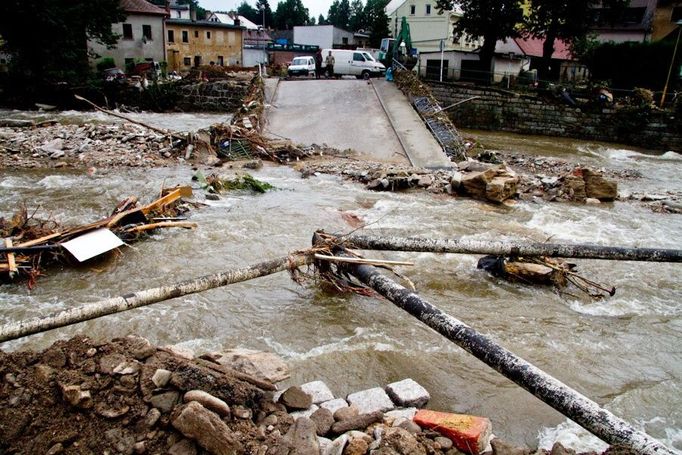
[265,79,453,169]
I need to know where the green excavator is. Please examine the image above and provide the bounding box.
[378,16,418,70]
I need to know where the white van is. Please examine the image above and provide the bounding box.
[322,49,385,79]
[287,56,316,77]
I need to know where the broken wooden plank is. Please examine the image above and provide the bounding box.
[122,221,197,234]
[3,239,17,274]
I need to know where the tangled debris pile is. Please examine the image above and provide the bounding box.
[0,336,623,455]
[193,170,275,196]
[0,188,196,287]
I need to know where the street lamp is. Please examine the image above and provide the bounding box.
[660,19,682,108]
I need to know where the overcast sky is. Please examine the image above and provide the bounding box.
[198,0,335,21]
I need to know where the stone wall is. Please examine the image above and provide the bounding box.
[428,82,682,152]
[177,80,250,112]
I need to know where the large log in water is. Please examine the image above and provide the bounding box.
[345,234,682,262]
[0,254,311,343]
[344,262,675,455]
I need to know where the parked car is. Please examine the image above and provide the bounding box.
[287,56,316,77]
[322,49,385,79]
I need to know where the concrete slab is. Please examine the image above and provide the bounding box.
[346,387,395,414]
[266,79,409,164]
[372,80,453,170]
[385,378,430,408]
[320,398,349,415]
[301,380,335,404]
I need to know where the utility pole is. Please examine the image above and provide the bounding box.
[660,20,682,108]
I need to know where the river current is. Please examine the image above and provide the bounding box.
[0,112,680,451]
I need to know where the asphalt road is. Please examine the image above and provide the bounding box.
[265,79,409,164]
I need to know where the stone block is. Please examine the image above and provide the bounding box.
[346,387,394,414]
[386,379,430,408]
[320,398,348,415]
[300,380,335,404]
[384,407,418,424]
[290,404,319,420]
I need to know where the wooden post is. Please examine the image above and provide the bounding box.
[0,254,311,343]
[344,261,675,455]
[345,234,682,262]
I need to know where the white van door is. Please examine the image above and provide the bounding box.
[328,49,350,75]
[350,52,367,76]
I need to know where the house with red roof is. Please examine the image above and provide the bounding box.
[495,37,587,82]
[88,0,168,71]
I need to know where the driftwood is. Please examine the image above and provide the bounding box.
[0,254,312,343]
[344,234,682,262]
[74,94,186,142]
[341,260,675,455]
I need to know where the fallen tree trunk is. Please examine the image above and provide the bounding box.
[345,234,682,262]
[344,261,675,455]
[0,254,311,343]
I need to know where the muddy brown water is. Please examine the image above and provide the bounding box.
[0,117,680,451]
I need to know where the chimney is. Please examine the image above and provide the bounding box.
[190,5,197,21]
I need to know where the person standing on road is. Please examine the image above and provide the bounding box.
[325,51,335,78]
[314,49,323,79]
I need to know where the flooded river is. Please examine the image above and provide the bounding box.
[0,115,680,451]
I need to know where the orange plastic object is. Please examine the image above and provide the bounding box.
[413,409,492,454]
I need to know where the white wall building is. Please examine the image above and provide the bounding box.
[88,0,168,69]
[207,12,260,30]
[385,0,482,53]
[293,25,356,49]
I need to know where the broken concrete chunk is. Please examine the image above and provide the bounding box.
[320,398,348,415]
[184,390,231,417]
[583,169,617,201]
[282,417,320,455]
[172,401,243,455]
[215,348,290,383]
[384,407,418,425]
[152,369,172,388]
[300,380,335,404]
[289,404,319,420]
[346,387,395,414]
[60,384,93,409]
[385,378,430,408]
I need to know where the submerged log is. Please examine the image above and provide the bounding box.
[345,234,682,262]
[0,254,311,343]
[343,261,675,455]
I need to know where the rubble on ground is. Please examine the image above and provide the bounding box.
[0,336,623,455]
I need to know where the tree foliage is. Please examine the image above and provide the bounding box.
[436,0,524,77]
[349,0,366,31]
[364,0,390,47]
[273,0,310,29]
[255,0,274,27]
[237,1,260,24]
[0,0,125,85]
[525,0,628,79]
[327,0,352,29]
[318,14,327,25]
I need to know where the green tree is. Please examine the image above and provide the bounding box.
[273,0,310,29]
[364,0,390,47]
[349,0,366,31]
[436,0,524,78]
[255,0,274,27]
[525,0,628,80]
[0,0,125,85]
[237,0,260,24]
[318,14,327,25]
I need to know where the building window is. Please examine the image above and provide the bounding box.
[206,31,211,39]
[342,37,349,44]
[218,55,224,66]
[183,57,191,66]
[194,30,199,38]
[425,4,431,15]
[176,10,181,18]
[410,5,415,15]
[143,24,152,40]
[122,23,133,39]
[168,30,174,42]
[182,30,189,42]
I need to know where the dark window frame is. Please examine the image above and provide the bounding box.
[122,23,133,40]
[207,31,211,39]
[183,57,191,66]
[425,4,431,15]
[142,24,152,40]
[410,5,415,15]
[182,30,189,42]
[168,29,175,42]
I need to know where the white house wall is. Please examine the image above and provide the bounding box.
[88,14,166,67]
[244,48,268,66]
[294,25,334,48]
[418,50,478,79]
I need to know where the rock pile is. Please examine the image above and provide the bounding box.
[0,336,628,455]
[0,123,183,169]
[298,159,520,204]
